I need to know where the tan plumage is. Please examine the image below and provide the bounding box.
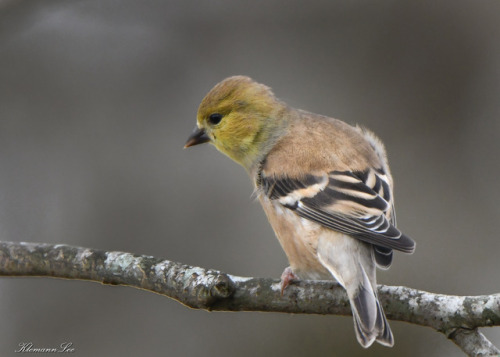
[185,76,415,348]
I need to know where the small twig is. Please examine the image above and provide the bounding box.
[0,241,498,356]
[447,328,500,356]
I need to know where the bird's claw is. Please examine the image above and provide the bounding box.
[280,266,299,296]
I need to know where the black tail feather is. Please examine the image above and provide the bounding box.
[350,271,394,348]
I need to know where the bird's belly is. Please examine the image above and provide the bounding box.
[262,199,332,280]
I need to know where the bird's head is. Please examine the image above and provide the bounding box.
[185,76,286,170]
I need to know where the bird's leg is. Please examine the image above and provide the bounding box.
[280,266,299,296]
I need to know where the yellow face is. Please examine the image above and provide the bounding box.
[186,76,281,168]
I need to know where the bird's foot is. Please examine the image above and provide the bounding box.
[280,266,299,296]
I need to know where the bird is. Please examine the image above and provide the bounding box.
[184,75,415,348]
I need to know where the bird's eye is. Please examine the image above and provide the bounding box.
[208,113,223,125]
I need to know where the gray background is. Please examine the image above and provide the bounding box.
[1,1,499,356]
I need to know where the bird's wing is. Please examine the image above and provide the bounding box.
[258,168,415,254]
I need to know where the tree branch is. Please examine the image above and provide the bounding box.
[0,241,498,356]
[448,328,500,357]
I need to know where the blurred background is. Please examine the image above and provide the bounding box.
[0,0,499,356]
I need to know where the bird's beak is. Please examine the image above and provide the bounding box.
[184,127,210,148]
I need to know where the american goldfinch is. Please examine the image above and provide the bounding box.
[185,76,415,348]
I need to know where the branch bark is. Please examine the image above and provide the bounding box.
[0,241,498,356]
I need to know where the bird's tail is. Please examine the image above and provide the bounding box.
[349,268,394,348]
